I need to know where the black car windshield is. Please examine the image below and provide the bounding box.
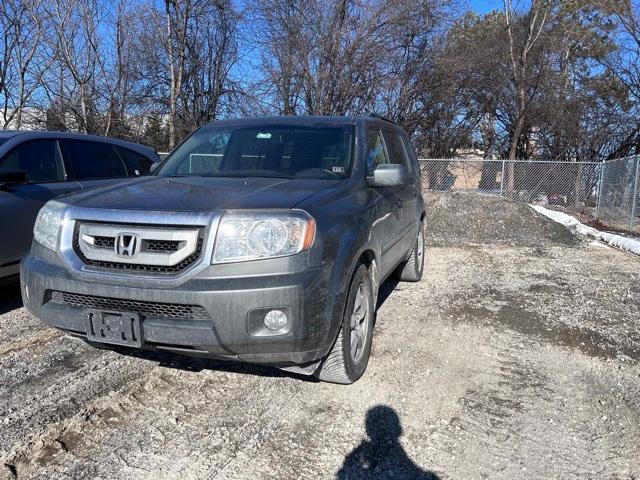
[158,124,354,179]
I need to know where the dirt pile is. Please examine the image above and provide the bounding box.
[425,191,578,247]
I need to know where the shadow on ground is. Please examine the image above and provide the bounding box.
[0,281,23,315]
[377,277,400,310]
[104,344,320,382]
[337,405,440,479]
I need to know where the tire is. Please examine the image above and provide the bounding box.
[315,263,374,384]
[395,220,425,282]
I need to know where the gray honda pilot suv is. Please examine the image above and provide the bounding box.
[21,116,425,384]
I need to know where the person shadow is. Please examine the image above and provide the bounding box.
[337,405,440,480]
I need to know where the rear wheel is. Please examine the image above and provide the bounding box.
[395,220,424,282]
[315,263,374,384]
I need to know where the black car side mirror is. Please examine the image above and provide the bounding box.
[369,164,406,187]
[149,162,162,174]
[0,169,28,189]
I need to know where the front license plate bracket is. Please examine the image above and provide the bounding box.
[86,309,142,348]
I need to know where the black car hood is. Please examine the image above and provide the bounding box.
[64,176,340,211]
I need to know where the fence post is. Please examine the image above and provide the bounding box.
[630,155,640,231]
[595,160,605,220]
[500,159,506,197]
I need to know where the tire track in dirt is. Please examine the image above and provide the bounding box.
[2,360,306,479]
[0,332,157,463]
[0,329,61,357]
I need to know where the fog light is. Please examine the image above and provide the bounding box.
[264,309,288,331]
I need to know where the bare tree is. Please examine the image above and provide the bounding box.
[253,0,305,114]
[97,0,137,137]
[43,0,106,133]
[134,0,241,146]
[179,0,240,130]
[500,0,554,195]
[254,0,394,115]
[162,0,190,148]
[0,0,46,129]
[597,0,640,155]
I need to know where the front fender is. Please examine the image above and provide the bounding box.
[310,206,381,351]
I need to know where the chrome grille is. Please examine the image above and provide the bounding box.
[143,239,181,252]
[73,222,205,275]
[93,236,115,249]
[90,236,181,253]
[50,291,210,320]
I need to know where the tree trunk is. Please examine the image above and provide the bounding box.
[166,1,177,149]
[80,84,89,133]
[507,90,527,196]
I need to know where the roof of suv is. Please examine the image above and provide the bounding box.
[0,130,157,157]
[0,130,23,138]
[200,115,399,129]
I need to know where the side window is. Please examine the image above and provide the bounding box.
[365,129,389,176]
[382,130,413,175]
[0,140,63,182]
[116,147,152,176]
[61,140,127,180]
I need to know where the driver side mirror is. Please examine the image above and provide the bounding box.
[149,162,162,174]
[0,169,27,189]
[369,164,406,187]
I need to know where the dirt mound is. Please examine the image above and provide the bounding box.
[425,191,578,247]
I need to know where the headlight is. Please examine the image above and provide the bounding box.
[213,210,315,263]
[33,200,67,251]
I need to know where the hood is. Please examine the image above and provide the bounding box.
[63,176,340,212]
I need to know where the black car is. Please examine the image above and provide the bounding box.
[21,116,425,384]
[0,131,160,283]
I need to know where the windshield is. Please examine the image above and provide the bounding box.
[158,124,354,179]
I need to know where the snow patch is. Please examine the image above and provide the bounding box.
[530,205,640,256]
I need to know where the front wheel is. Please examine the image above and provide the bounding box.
[395,220,424,282]
[315,263,374,384]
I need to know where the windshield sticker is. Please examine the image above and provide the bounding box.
[256,132,272,139]
[332,166,345,174]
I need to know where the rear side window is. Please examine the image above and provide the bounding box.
[116,147,152,176]
[365,129,389,175]
[0,139,63,182]
[61,140,127,180]
[382,130,413,175]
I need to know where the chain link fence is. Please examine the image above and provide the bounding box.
[418,158,640,233]
[596,156,640,232]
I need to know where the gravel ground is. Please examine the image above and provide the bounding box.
[1,192,639,479]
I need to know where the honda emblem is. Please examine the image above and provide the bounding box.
[115,233,141,257]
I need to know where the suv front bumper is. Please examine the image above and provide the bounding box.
[21,243,337,366]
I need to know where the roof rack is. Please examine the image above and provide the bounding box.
[367,113,397,125]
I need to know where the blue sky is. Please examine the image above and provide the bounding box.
[468,0,536,14]
[467,0,502,14]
